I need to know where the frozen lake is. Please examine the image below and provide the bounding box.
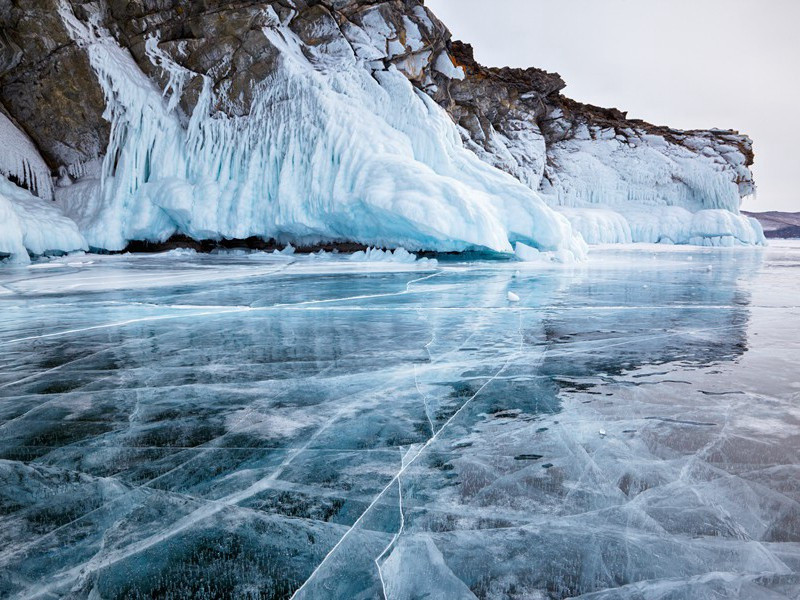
[1,242,799,599]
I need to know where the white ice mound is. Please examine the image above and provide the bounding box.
[57,4,584,259]
[0,176,88,263]
[560,206,765,247]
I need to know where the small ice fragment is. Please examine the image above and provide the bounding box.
[514,270,521,278]
[599,429,607,437]
[707,265,713,271]
[514,242,542,262]
[507,291,520,303]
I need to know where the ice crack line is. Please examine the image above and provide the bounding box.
[291,307,526,599]
[375,446,414,600]
[10,361,438,598]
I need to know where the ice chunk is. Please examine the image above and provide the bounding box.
[507,291,520,302]
[0,112,54,200]
[349,247,436,266]
[515,242,543,262]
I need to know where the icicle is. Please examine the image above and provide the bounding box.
[0,112,54,200]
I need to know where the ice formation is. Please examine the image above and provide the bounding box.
[558,206,766,246]
[0,176,87,263]
[0,104,86,262]
[0,0,768,261]
[54,3,583,259]
[0,112,53,201]
[541,123,766,246]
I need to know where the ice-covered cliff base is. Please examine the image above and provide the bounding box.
[47,4,581,261]
[559,207,765,246]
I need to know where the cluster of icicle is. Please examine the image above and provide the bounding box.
[0,112,54,201]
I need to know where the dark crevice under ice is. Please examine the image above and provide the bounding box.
[0,242,799,599]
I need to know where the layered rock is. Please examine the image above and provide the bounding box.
[0,0,764,260]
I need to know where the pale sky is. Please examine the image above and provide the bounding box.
[426,0,799,213]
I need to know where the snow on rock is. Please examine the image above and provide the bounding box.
[434,51,465,81]
[56,2,584,259]
[0,176,87,263]
[0,112,54,200]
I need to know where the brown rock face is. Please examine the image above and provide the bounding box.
[0,0,109,171]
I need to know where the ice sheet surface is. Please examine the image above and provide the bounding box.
[1,243,799,599]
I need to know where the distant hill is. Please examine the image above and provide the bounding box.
[743,211,800,239]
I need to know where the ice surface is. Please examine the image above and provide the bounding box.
[1,242,798,599]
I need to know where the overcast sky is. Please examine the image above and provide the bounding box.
[426,0,799,213]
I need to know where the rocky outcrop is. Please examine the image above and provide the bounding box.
[0,0,762,257]
[429,40,755,214]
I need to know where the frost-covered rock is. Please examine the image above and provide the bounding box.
[0,0,765,257]
[428,42,762,247]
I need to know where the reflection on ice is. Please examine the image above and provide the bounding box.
[0,243,798,599]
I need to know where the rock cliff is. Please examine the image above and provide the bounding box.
[0,0,764,261]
